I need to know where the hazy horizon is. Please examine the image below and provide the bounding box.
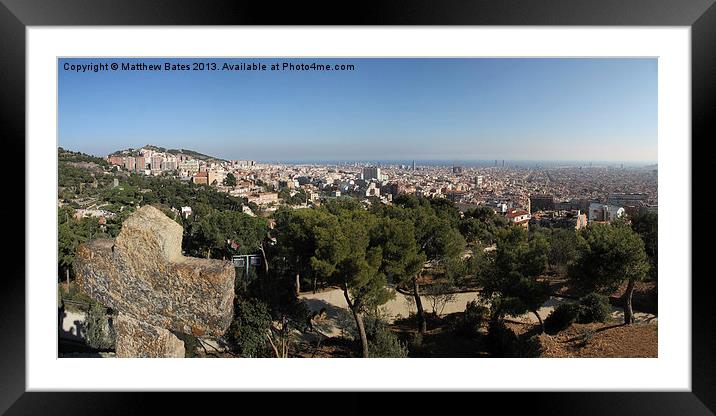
[59,58,657,162]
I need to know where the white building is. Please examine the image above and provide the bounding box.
[588,203,625,223]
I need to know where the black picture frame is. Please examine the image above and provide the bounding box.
[2,0,714,414]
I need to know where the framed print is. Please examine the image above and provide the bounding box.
[2,0,715,414]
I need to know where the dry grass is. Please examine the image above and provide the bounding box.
[539,322,657,358]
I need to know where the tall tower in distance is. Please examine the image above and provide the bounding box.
[412,160,416,171]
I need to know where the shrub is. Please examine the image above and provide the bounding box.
[335,311,408,357]
[577,293,611,323]
[544,302,580,335]
[451,300,489,338]
[367,319,408,358]
[408,331,424,354]
[85,302,115,350]
[487,319,518,356]
[228,297,272,357]
[518,335,543,358]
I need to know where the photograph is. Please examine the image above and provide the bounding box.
[56,57,659,359]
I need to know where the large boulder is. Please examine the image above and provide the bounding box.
[114,312,185,358]
[75,205,235,338]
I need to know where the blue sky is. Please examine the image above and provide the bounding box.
[58,58,657,162]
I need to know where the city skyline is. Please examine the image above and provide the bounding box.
[59,58,657,162]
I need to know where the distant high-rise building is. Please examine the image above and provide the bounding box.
[475,176,483,187]
[452,165,463,174]
[362,166,381,181]
[150,154,164,174]
[412,160,416,171]
[163,155,177,171]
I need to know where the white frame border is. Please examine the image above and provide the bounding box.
[27,27,690,391]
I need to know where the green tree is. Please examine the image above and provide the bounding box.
[388,198,466,335]
[570,223,650,324]
[631,212,658,280]
[273,207,331,293]
[223,172,237,187]
[482,225,550,332]
[228,297,273,357]
[548,228,578,271]
[459,206,508,245]
[186,211,268,260]
[309,203,392,357]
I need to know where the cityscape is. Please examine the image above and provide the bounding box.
[102,145,657,224]
[58,58,658,359]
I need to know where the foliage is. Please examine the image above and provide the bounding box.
[486,318,519,356]
[548,228,578,270]
[459,206,508,245]
[278,188,308,205]
[58,207,112,281]
[309,200,393,313]
[228,297,273,357]
[85,302,115,350]
[519,335,543,358]
[408,332,424,353]
[630,212,658,280]
[59,147,111,167]
[383,196,467,334]
[58,163,96,188]
[450,300,489,338]
[424,284,457,317]
[544,302,581,335]
[577,293,611,324]
[223,172,237,187]
[482,226,550,322]
[366,318,408,358]
[185,210,268,259]
[570,223,650,292]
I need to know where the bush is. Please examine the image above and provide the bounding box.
[408,332,424,354]
[228,297,272,357]
[487,319,519,356]
[367,319,408,358]
[577,293,611,323]
[518,335,543,358]
[85,302,115,350]
[335,311,408,357]
[544,302,580,335]
[451,300,489,338]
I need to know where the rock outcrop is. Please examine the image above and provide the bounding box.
[75,205,236,357]
[114,312,185,358]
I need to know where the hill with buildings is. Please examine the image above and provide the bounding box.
[109,145,226,164]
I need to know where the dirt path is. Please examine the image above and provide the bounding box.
[299,288,657,337]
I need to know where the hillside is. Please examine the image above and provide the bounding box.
[109,145,226,163]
